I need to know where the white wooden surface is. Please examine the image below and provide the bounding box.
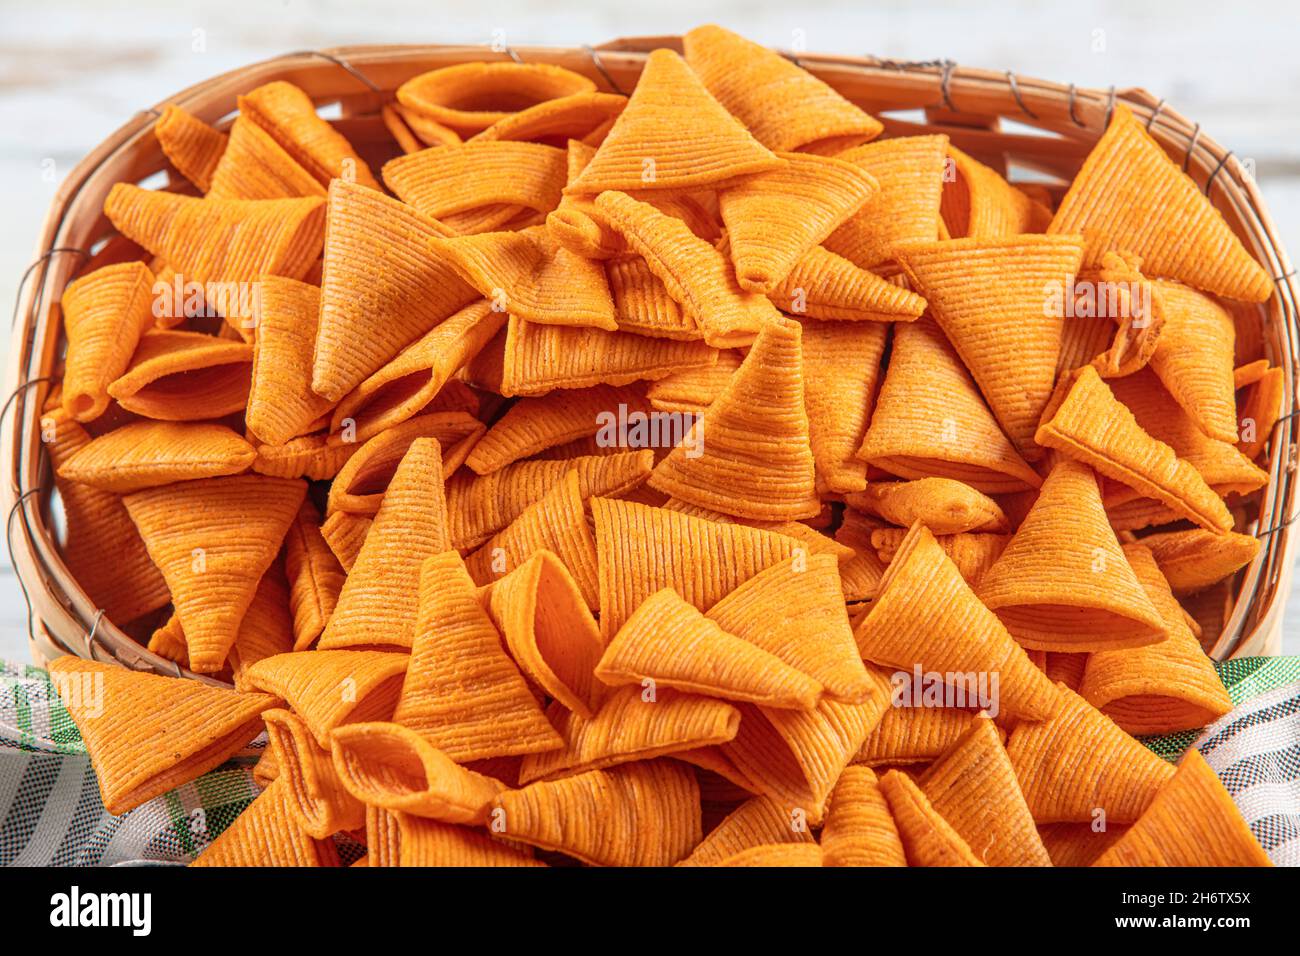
[2,0,1298,662]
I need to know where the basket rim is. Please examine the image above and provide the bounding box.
[3,39,1297,681]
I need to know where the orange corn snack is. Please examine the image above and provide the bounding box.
[47,657,276,814]
[472,90,628,144]
[824,136,950,269]
[122,474,304,672]
[976,459,1167,652]
[148,613,190,669]
[1147,280,1239,442]
[1049,104,1270,303]
[318,510,371,572]
[1004,683,1176,823]
[283,500,345,651]
[1236,360,1284,460]
[1037,822,1131,868]
[849,477,1009,535]
[834,509,889,602]
[871,527,1008,588]
[677,795,813,866]
[858,317,1042,493]
[312,179,478,402]
[682,25,883,154]
[154,104,228,192]
[384,140,566,223]
[57,421,255,493]
[493,760,701,867]
[190,777,340,867]
[919,717,1052,866]
[60,261,155,422]
[319,438,451,650]
[246,276,334,445]
[878,769,985,867]
[650,316,819,520]
[226,561,295,685]
[855,703,975,767]
[716,844,824,866]
[397,816,544,867]
[941,144,1052,238]
[596,588,822,710]
[108,331,253,421]
[606,256,700,340]
[251,433,356,481]
[237,80,379,189]
[1093,750,1271,866]
[1078,544,1233,734]
[207,116,326,201]
[896,234,1085,459]
[1139,528,1260,595]
[262,708,365,839]
[854,523,1059,721]
[820,766,908,867]
[770,244,927,322]
[397,61,596,133]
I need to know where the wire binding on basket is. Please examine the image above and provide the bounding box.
[1146,98,1166,130]
[1005,71,1038,120]
[1103,85,1117,127]
[6,488,42,644]
[1205,150,1235,197]
[1183,122,1202,173]
[282,49,382,92]
[582,44,626,95]
[1066,83,1085,127]
[11,248,87,329]
[83,608,105,659]
[938,60,957,111]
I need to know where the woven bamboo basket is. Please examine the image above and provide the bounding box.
[3,37,1297,683]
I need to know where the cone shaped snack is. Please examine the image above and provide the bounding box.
[606,256,700,340]
[396,61,596,133]
[853,523,1059,721]
[717,844,824,866]
[396,817,544,867]
[591,496,802,639]
[720,694,888,822]
[246,276,334,445]
[383,141,566,223]
[108,330,253,421]
[330,722,503,822]
[941,144,1053,238]
[242,649,408,750]
[834,510,890,602]
[854,702,975,767]
[365,806,402,867]
[649,316,820,520]
[1093,750,1271,866]
[871,527,1009,588]
[104,184,325,286]
[1139,528,1260,595]
[919,717,1052,866]
[312,179,479,402]
[284,499,346,650]
[122,474,304,672]
[226,561,295,685]
[464,469,599,609]
[466,384,650,474]
[849,478,1008,535]
[497,315,717,397]
[190,777,340,867]
[493,760,701,867]
[518,686,741,784]
[799,317,887,494]
[1037,822,1130,868]
[819,766,908,867]
[319,438,451,650]
[1146,279,1239,443]
[207,115,326,201]
[976,459,1167,651]
[682,25,883,154]
[597,588,822,710]
[707,554,876,703]
[60,262,156,422]
[1236,360,1284,460]
[447,450,653,551]
[718,151,878,293]
[823,136,950,269]
[771,245,927,323]
[148,613,189,669]
[262,708,364,839]
[480,550,605,717]
[1049,104,1271,303]
[858,317,1041,493]
[877,769,984,867]
[567,48,780,194]
[677,795,813,867]
[326,412,483,515]
[319,510,371,572]
[154,104,227,192]
[1036,366,1233,532]
[47,657,277,815]
[429,228,616,330]
[330,301,504,442]
[252,434,356,481]
[472,90,628,144]
[57,421,255,493]
[1079,544,1233,734]
[595,190,781,347]
[392,551,561,760]
[237,80,379,189]
[44,408,170,623]
[1005,683,1176,823]
[896,234,1085,458]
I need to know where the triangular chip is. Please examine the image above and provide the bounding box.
[854,522,1059,721]
[57,421,254,493]
[677,795,812,866]
[207,115,326,201]
[848,478,1008,535]
[896,234,1085,458]
[472,90,627,144]
[283,499,346,650]
[122,474,304,672]
[60,261,155,422]
[383,140,566,222]
[606,256,700,340]
[1139,527,1260,596]
[877,769,984,866]
[47,657,276,814]
[319,438,451,650]
[855,702,975,767]
[858,316,1041,492]
[319,510,371,572]
[189,777,340,867]
[1147,280,1239,442]
[770,245,927,322]
[649,316,819,520]
[108,330,253,421]
[226,560,295,685]
[870,527,1009,588]
[252,433,355,481]
[819,765,908,867]
[262,708,364,838]
[154,104,227,192]
[247,276,334,445]
[396,816,544,867]
[392,551,561,760]
[941,144,1053,238]
[237,80,379,189]
[682,25,883,154]
[717,844,824,866]
[1048,104,1270,303]
[1236,360,1284,460]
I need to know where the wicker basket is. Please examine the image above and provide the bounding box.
[3,37,1296,681]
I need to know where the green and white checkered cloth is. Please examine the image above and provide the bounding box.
[3,657,1299,866]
